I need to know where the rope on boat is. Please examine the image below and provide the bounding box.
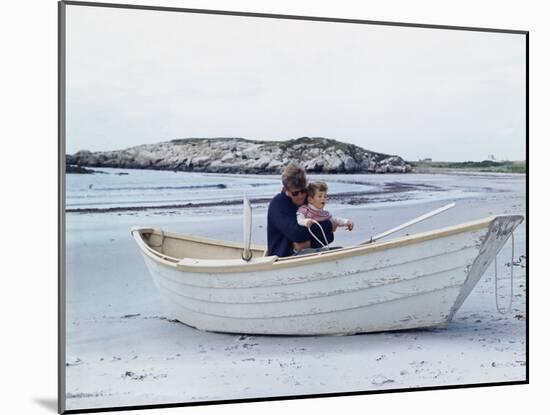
[308,220,330,251]
[495,232,515,314]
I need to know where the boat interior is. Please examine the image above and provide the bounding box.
[136,228,267,263]
[131,215,500,266]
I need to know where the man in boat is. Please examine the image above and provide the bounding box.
[267,163,335,257]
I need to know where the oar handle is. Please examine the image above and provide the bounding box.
[242,194,253,261]
[360,202,456,245]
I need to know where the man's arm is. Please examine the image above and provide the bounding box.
[268,201,311,243]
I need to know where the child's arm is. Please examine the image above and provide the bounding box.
[332,216,354,230]
[296,211,314,227]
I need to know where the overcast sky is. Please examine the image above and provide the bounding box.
[65,5,526,161]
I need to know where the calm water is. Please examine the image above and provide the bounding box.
[65,167,516,212]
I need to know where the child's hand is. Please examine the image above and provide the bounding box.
[346,221,354,231]
[304,219,314,228]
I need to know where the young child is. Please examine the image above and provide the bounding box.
[293,181,353,252]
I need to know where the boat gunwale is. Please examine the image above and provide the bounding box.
[131,215,503,273]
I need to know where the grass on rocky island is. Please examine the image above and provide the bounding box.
[412,160,526,173]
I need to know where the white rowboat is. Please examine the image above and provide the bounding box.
[131,215,523,335]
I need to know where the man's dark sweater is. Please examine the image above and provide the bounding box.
[267,191,334,257]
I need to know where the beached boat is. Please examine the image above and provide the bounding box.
[131,214,523,335]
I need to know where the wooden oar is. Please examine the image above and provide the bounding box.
[242,195,253,261]
[359,202,456,245]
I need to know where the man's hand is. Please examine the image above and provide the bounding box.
[346,221,354,231]
[293,240,311,251]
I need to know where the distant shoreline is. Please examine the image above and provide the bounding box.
[66,163,527,176]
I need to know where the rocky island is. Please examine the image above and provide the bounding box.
[66,137,412,174]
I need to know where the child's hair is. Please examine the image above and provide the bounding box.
[306,181,328,197]
[281,163,306,190]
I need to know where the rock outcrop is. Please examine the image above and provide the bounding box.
[66,165,97,174]
[66,137,412,174]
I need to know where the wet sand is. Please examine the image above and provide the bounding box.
[63,172,526,411]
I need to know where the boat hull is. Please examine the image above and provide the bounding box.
[133,215,522,335]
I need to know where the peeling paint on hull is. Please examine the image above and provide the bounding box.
[133,215,523,335]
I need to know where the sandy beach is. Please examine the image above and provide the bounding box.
[64,172,526,411]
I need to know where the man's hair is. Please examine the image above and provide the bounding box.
[281,163,306,190]
[306,181,328,197]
